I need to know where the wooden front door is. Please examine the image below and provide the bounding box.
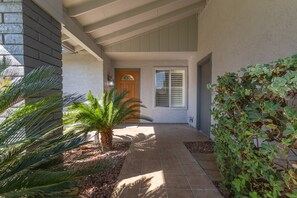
[115,69,140,121]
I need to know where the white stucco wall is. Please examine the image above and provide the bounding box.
[188,0,297,128]
[102,53,113,91]
[63,53,104,97]
[113,60,188,123]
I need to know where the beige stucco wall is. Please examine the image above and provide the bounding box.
[113,60,188,123]
[188,0,297,128]
[63,53,104,96]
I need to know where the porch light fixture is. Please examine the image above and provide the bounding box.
[106,74,114,87]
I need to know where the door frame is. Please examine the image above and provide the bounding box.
[196,53,212,136]
[114,68,141,99]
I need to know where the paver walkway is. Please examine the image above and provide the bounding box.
[111,124,222,198]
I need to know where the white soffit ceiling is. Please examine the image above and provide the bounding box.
[62,0,205,57]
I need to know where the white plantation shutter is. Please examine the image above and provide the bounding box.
[171,70,184,107]
[155,69,186,108]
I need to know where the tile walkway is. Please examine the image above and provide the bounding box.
[191,153,221,182]
[111,124,223,198]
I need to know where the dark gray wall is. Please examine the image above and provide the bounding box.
[22,0,62,75]
[0,0,62,126]
[197,58,212,137]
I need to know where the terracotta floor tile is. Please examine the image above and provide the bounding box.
[177,155,197,163]
[204,170,221,181]
[160,156,178,162]
[112,124,220,197]
[142,150,160,160]
[141,160,162,174]
[187,175,217,190]
[122,159,142,167]
[164,175,191,189]
[120,162,142,176]
[167,189,194,198]
[139,187,167,198]
[197,160,218,170]
[192,153,216,161]
[132,151,147,160]
[181,163,206,175]
[140,171,165,190]
[160,159,179,165]
[162,163,184,175]
[193,189,223,198]
[159,151,176,157]
[174,150,193,157]
[116,175,143,190]
[112,188,139,198]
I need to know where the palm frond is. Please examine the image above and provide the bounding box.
[0,181,78,198]
[0,66,61,114]
[65,88,153,149]
[0,65,93,197]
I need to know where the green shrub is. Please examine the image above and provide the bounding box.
[210,54,297,197]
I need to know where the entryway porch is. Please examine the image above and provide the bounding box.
[112,124,222,198]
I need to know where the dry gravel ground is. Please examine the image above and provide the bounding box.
[63,142,130,198]
[184,140,214,153]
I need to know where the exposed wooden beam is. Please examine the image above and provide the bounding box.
[84,0,178,33]
[62,42,75,53]
[62,34,70,42]
[62,9,105,60]
[67,0,118,17]
[95,1,205,44]
[74,46,84,52]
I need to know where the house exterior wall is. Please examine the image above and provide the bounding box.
[22,0,62,77]
[113,60,188,123]
[63,53,104,97]
[0,0,62,125]
[188,0,297,128]
[105,15,198,52]
[0,1,24,76]
[32,0,63,23]
[102,53,113,91]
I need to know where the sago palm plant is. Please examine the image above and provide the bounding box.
[64,88,152,151]
[0,65,96,197]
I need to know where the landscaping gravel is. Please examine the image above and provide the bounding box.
[184,140,214,153]
[63,142,130,198]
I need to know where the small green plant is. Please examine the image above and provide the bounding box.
[64,88,152,151]
[210,54,297,197]
[0,66,98,197]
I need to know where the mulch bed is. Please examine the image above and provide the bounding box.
[63,142,131,198]
[184,140,214,153]
[184,141,231,198]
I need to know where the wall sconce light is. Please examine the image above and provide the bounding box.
[107,74,114,87]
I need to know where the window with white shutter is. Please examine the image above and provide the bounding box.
[155,70,169,107]
[155,68,186,108]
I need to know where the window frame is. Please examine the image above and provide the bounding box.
[153,67,188,109]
